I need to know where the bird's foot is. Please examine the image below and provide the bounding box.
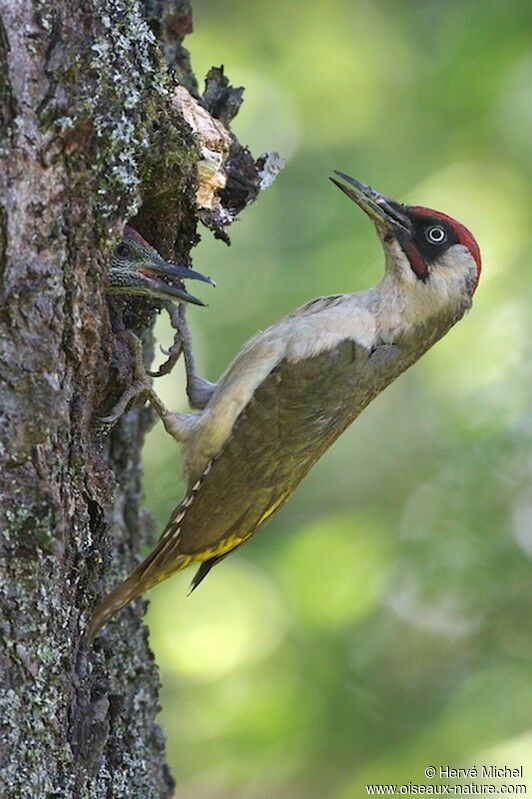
[147,302,184,379]
[186,371,217,411]
[100,330,193,444]
[97,331,154,425]
[97,381,147,425]
[149,303,216,410]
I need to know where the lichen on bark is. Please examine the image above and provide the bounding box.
[0,1,279,795]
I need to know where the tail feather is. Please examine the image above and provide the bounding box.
[88,553,191,641]
[188,552,231,594]
[88,571,145,642]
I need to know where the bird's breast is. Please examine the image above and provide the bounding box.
[183,298,380,481]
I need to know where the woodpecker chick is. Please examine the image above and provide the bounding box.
[108,226,214,306]
[99,227,214,424]
[89,173,481,639]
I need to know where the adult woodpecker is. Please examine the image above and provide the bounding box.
[108,226,214,305]
[89,173,481,639]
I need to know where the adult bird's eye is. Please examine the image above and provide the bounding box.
[425,225,446,245]
[116,243,129,258]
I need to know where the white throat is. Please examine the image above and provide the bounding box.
[367,240,474,343]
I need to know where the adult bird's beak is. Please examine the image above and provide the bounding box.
[330,171,411,234]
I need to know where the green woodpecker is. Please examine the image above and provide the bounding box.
[90,173,481,639]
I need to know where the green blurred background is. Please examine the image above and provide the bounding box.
[143,0,532,795]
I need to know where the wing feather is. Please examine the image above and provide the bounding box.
[168,339,369,558]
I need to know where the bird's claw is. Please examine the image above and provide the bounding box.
[97,331,154,425]
[147,302,187,378]
[97,380,150,425]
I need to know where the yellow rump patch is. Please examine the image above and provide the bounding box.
[183,494,290,567]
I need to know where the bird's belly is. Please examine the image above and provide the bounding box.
[172,339,412,556]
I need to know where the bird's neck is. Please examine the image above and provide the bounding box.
[361,271,470,345]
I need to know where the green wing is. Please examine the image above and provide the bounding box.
[162,339,374,562]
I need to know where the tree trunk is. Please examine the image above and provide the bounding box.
[0,2,278,795]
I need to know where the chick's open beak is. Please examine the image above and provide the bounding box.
[330,171,410,233]
[134,260,215,306]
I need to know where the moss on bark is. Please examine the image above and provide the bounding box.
[0,1,279,795]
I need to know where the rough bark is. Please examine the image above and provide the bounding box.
[0,1,277,795]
